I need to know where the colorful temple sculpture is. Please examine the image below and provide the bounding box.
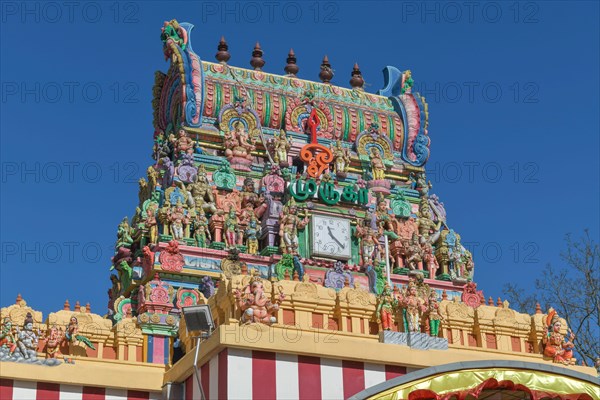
[1,20,598,400]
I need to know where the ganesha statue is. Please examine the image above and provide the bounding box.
[542,308,576,365]
[234,272,284,325]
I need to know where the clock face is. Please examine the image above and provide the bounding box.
[311,215,352,260]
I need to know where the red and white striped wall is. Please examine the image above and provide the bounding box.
[186,349,407,400]
[0,379,161,400]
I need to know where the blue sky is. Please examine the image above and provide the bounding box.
[1,1,598,316]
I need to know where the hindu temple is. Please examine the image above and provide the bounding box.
[1,20,598,400]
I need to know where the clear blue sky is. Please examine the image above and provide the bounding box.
[1,1,598,316]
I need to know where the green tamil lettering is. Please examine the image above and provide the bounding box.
[358,188,369,205]
[341,186,357,203]
[318,181,340,205]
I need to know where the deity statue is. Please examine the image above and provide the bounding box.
[417,200,442,241]
[234,272,284,325]
[192,208,211,248]
[427,293,443,337]
[188,165,218,215]
[410,172,431,197]
[405,233,423,270]
[168,199,189,240]
[376,284,398,331]
[355,217,383,268]
[401,70,414,94]
[224,121,256,161]
[543,309,575,365]
[147,166,159,190]
[116,217,134,249]
[223,206,242,248]
[14,313,40,360]
[115,260,133,294]
[273,129,292,167]
[400,280,426,333]
[369,147,387,180]
[173,129,194,156]
[138,177,150,205]
[146,205,159,244]
[43,325,65,359]
[245,215,260,255]
[421,240,439,278]
[278,198,309,255]
[331,140,351,178]
[64,316,96,351]
[0,317,17,356]
[240,178,267,219]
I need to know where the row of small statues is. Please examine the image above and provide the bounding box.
[376,279,443,336]
[153,119,388,185]
[0,314,95,364]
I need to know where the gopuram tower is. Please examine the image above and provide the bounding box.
[0,20,597,400]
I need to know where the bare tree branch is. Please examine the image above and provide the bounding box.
[503,230,600,367]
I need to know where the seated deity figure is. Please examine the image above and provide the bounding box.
[188,166,218,215]
[174,129,194,156]
[543,309,576,365]
[240,178,267,219]
[224,121,255,161]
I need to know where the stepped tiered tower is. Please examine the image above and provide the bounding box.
[0,20,598,400]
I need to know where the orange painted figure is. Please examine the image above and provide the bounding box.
[376,284,398,330]
[543,308,575,365]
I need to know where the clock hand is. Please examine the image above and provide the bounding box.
[327,226,345,249]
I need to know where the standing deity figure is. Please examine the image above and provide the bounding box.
[278,198,309,255]
[174,129,194,156]
[192,208,211,248]
[146,206,159,244]
[0,317,17,355]
[355,218,383,267]
[147,166,159,190]
[273,129,292,167]
[245,215,260,255]
[376,284,398,331]
[224,121,256,161]
[15,313,40,360]
[369,147,387,180]
[427,293,443,337]
[400,281,426,333]
[331,140,351,178]
[417,200,441,241]
[543,309,575,365]
[43,325,65,359]
[188,165,218,215]
[421,240,439,278]
[223,206,241,248]
[240,178,267,219]
[168,199,189,240]
[116,217,134,249]
[65,317,95,351]
[405,233,423,270]
[234,273,284,325]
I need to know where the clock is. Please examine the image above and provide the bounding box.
[311,214,352,260]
